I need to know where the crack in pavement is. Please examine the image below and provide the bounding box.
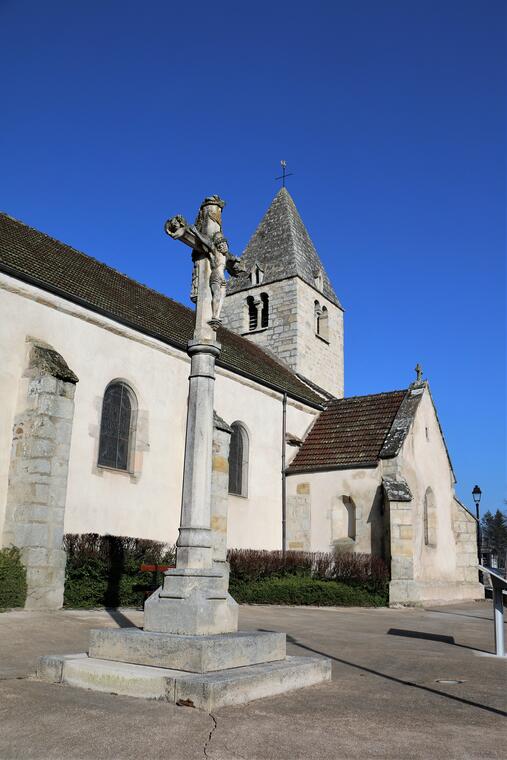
[0,675,29,682]
[203,712,217,759]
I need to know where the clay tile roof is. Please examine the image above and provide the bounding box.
[287,390,408,472]
[226,188,342,308]
[0,212,325,407]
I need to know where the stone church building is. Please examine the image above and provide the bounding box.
[0,189,480,609]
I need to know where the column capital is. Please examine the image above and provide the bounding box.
[187,340,221,358]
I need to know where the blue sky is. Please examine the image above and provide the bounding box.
[1,1,505,514]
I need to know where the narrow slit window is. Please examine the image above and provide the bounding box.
[320,306,329,341]
[260,293,269,328]
[314,300,321,334]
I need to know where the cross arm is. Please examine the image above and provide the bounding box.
[164,215,213,255]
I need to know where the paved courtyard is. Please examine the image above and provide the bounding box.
[0,601,505,760]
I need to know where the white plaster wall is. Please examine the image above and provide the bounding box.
[396,389,458,582]
[0,274,317,551]
[286,466,382,553]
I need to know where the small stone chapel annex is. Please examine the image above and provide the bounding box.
[0,188,481,609]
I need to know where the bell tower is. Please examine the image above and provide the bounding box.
[220,188,344,398]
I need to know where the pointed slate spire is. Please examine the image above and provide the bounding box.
[227,187,341,308]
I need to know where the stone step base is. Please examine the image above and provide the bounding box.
[37,653,331,711]
[89,628,286,673]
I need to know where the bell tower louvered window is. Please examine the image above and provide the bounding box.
[260,293,269,328]
[247,296,258,331]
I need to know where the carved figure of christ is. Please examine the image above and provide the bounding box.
[165,196,244,342]
[165,217,219,343]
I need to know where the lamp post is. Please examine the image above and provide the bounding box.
[472,485,482,581]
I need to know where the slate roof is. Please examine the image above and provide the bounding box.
[226,188,342,308]
[287,390,409,472]
[0,212,325,407]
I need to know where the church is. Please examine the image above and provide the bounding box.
[0,188,481,609]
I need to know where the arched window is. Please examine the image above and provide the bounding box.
[315,301,329,341]
[345,497,356,540]
[423,487,437,546]
[247,296,258,331]
[260,293,269,328]
[228,422,249,496]
[251,265,264,285]
[98,381,137,471]
[319,306,329,341]
[314,300,321,334]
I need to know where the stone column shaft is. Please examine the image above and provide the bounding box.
[176,341,220,569]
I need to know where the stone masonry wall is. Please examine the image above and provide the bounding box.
[221,279,299,368]
[211,412,232,567]
[2,343,78,609]
[287,481,311,551]
[388,499,415,604]
[294,279,344,398]
[221,277,344,397]
[453,500,479,585]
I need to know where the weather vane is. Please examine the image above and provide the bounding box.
[275,160,293,188]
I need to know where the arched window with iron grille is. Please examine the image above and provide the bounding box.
[98,381,137,471]
[228,422,249,496]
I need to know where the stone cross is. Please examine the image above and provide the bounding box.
[144,196,241,634]
[165,196,243,341]
[414,363,423,382]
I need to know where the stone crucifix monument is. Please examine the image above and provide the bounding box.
[36,195,331,710]
[144,195,242,635]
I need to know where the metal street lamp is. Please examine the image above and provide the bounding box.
[472,485,482,579]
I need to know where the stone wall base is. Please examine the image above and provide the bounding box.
[389,579,484,606]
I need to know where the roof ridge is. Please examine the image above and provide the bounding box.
[0,212,186,311]
[330,388,408,404]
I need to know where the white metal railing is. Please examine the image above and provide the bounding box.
[479,565,506,657]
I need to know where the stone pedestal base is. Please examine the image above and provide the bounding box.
[36,627,332,710]
[37,652,331,711]
[143,567,239,635]
[88,629,286,672]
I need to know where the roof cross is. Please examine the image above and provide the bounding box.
[414,363,423,382]
[275,160,293,188]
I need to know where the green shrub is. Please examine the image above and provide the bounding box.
[227,548,389,595]
[230,575,388,607]
[0,547,27,609]
[63,535,388,609]
[63,534,176,608]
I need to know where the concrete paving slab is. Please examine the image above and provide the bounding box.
[0,601,505,759]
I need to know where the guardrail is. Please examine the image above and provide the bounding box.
[478,565,506,657]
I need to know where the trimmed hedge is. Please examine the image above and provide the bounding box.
[0,547,27,609]
[64,534,176,608]
[230,576,387,607]
[63,535,389,608]
[228,548,389,595]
